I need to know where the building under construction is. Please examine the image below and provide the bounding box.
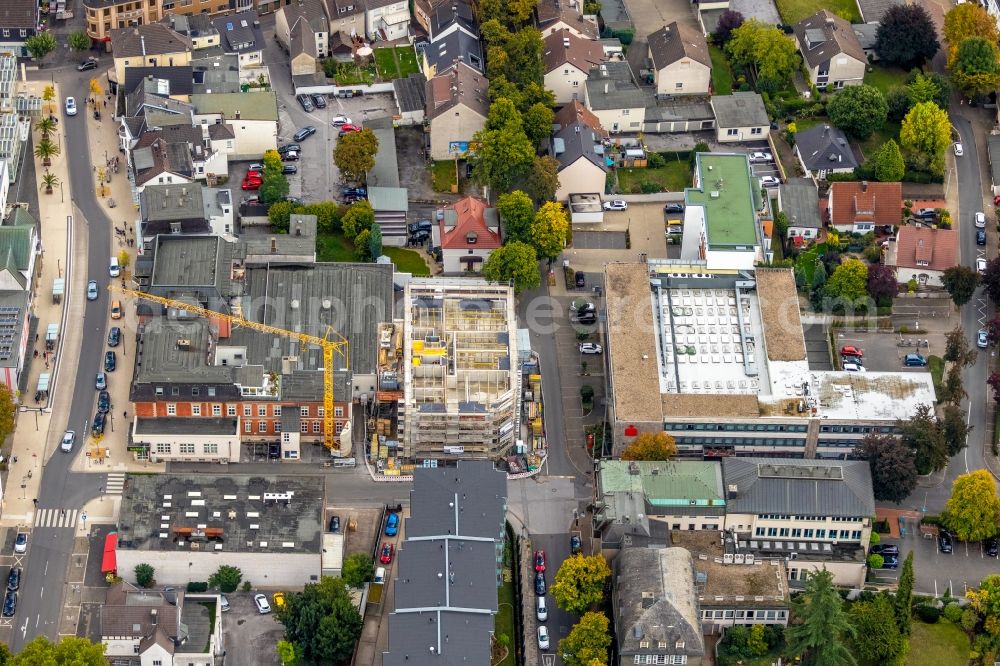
[399,279,519,463]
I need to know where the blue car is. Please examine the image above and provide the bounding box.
[385,512,399,536]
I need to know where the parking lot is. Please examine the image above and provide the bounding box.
[220,592,284,666]
[834,330,936,372]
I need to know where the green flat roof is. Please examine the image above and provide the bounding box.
[685,153,759,248]
[599,460,726,506]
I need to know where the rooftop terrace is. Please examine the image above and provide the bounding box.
[670,531,789,607]
[686,153,759,249]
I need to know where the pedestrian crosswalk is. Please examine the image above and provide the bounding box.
[106,473,126,495]
[34,508,79,528]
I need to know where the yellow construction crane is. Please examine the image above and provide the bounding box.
[111,286,349,451]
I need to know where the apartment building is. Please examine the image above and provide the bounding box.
[0,54,41,185]
[401,280,518,463]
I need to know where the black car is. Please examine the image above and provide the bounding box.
[570,534,582,554]
[293,126,317,141]
[282,151,299,161]
[408,231,430,245]
[6,568,19,592]
[407,219,433,235]
[104,351,116,372]
[939,531,954,554]
[2,591,15,617]
[881,555,900,569]
[343,186,368,197]
[343,195,363,205]
[282,165,298,175]
[978,229,987,246]
[986,538,999,557]
[77,59,99,72]
[329,515,340,533]
[92,412,106,436]
[107,326,121,347]
[296,94,314,112]
[664,203,684,214]
[97,390,111,414]
[278,143,301,155]
[575,314,597,326]
[870,544,899,556]
[575,271,586,288]
[311,94,328,108]
[534,572,546,596]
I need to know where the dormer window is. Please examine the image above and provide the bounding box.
[466,232,477,244]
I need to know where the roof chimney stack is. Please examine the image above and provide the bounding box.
[141,35,146,56]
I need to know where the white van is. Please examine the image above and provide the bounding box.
[536,595,547,622]
[374,567,386,584]
[109,256,120,277]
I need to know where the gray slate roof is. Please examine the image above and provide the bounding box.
[711,92,768,128]
[856,0,903,23]
[393,72,426,113]
[124,67,194,97]
[585,61,648,111]
[645,99,713,123]
[852,22,879,50]
[614,548,705,658]
[406,461,507,539]
[0,0,37,29]
[779,179,822,229]
[111,24,191,58]
[721,457,875,517]
[794,123,858,172]
[212,11,266,54]
[794,10,867,68]
[553,121,608,173]
[424,29,483,73]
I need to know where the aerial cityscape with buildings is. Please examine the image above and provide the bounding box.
[0,0,995,662]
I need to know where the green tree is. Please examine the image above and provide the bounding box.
[302,201,342,234]
[854,433,917,503]
[497,190,535,244]
[873,139,905,182]
[552,554,611,614]
[785,569,856,666]
[950,37,1000,97]
[900,101,952,175]
[522,102,555,145]
[482,22,544,87]
[341,200,375,241]
[867,553,885,569]
[558,612,612,666]
[824,258,869,308]
[849,594,903,663]
[469,125,535,195]
[895,552,914,635]
[900,403,948,474]
[944,470,1000,541]
[40,171,59,194]
[334,128,379,182]
[969,574,1000,635]
[907,71,951,109]
[34,138,59,166]
[523,155,561,205]
[944,3,998,65]
[0,384,14,446]
[620,432,677,461]
[367,224,382,260]
[726,20,799,93]
[942,402,971,456]
[811,259,827,290]
[353,229,372,261]
[886,86,912,121]
[268,200,297,232]
[276,576,362,666]
[875,4,940,69]
[67,31,92,52]
[276,640,297,665]
[12,636,103,665]
[134,563,155,588]
[484,97,523,132]
[944,325,978,366]
[942,265,980,307]
[530,201,569,262]
[260,172,290,205]
[34,116,56,138]
[341,553,375,587]
[488,76,556,114]
[827,85,888,139]
[25,33,57,61]
[208,565,243,593]
[483,242,539,292]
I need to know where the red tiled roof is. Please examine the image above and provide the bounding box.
[829,181,901,228]
[554,100,608,137]
[893,226,957,272]
[440,196,501,250]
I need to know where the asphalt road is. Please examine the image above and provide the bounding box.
[12,66,114,652]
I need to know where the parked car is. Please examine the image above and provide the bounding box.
[385,512,399,536]
[98,390,111,414]
[842,362,866,372]
[954,142,964,156]
[903,354,927,367]
[534,550,546,572]
[915,208,938,220]
[245,169,263,180]
[575,271,585,288]
[976,211,987,228]
[408,230,430,244]
[87,280,98,301]
[986,537,999,558]
[65,97,77,116]
[3,591,15,617]
[281,151,299,162]
[840,345,864,358]
[579,343,603,354]
[841,356,862,367]
[664,203,684,214]
[407,219,433,234]
[870,544,900,556]
[379,543,395,564]
[92,412,106,436]
[273,592,286,609]
[110,299,122,320]
[296,94,314,112]
[76,59,98,72]
[570,534,582,554]
[979,328,989,349]
[536,595,547,622]
[60,430,75,453]
[537,625,550,650]
[104,351,116,372]
[343,186,368,197]
[311,94,327,108]
[759,175,780,187]
[329,515,340,533]
[748,151,773,162]
[939,531,953,554]
[338,123,362,136]
[220,595,230,612]
[978,229,987,246]
[278,143,301,155]
[13,533,26,554]
[534,572,546,596]
[282,165,298,175]
[6,568,19,592]
[293,126,317,141]
[108,327,121,347]
[603,199,627,211]
[881,555,900,569]
[331,115,352,126]
[241,178,262,190]
[254,593,271,614]
[95,373,107,390]
[979,257,989,274]
[574,314,597,325]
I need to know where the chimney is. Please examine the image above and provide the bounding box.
[861,181,868,192]
[270,237,277,253]
[141,35,146,56]
[235,110,241,119]
[150,608,158,626]
[295,221,302,236]
[727,483,738,499]
[604,82,608,94]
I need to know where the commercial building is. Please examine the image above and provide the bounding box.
[115,474,325,588]
[401,279,518,463]
[0,0,40,57]
[0,54,41,184]
[383,461,507,665]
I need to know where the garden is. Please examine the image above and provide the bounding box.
[373,46,421,81]
[316,231,430,275]
[774,0,860,24]
[614,151,694,194]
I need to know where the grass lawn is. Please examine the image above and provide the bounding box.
[709,46,733,95]
[431,160,458,192]
[906,619,969,666]
[928,354,944,400]
[396,48,420,77]
[864,66,909,95]
[316,232,356,262]
[617,160,692,193]
[494,577,515,666]
[775,0,860,24]
[857,121,901,162]
[330,61,376,85]
[383,247,430,275]
[373,46,420,81]
[796,248,819,284]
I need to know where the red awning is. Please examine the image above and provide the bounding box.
[101,532,117,574]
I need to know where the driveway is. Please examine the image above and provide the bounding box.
[221,592,284,666]
[623,0,701,76]
[802,322,833,370]
[878,525,1000,597]
[833,330,935,372]
[574,231,626,249]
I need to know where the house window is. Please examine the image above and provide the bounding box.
[313,421,321,433]
[318,407,325,417]
[227,405,236,416]
[273,405,282,417]
[192,405,201,416]
[258,421,267,433]
[639,641,650,649]
[179,443,195,454]
[1,30,9,38]
[204,443,218,454]
[244,421,252,433]
[300,421,308,433]
[572,81,579,86]
[243,405,252,417]
[155,443,171,454]
[751,127,762,135]
[275,422,282,433]
[258,405,267,417]
[213,405,222,416]
[192,387,200,396]
[334,407,344,418]
[167,404,176,416]
[19,30,27,38]
[727,128,738,136]
[675,82,683,89]
[300,406,309,417]
[755,527,764,536]
[622,109,630,115]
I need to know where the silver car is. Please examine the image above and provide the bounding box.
[87,280,99,300]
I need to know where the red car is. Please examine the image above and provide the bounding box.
[241,178,262,190]
[840,345,864,358]
[379,542,394,564]
[245,169,263,179]
[338,124,362,135]
[534,550,546,572]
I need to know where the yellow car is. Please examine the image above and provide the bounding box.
[273,592,285,609]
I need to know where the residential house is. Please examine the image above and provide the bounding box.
[647,21,711,97]
[191,91,278,159]
[117,90,194,152]
[543,29,605,105]
[212,12,267,70]
[722,457,875,588]
[427,0,476,42]
[425,62,488,160]
[393,72,427,125]
[167,13,220,51]
[856,0,903,23]
[130,135,197,196]
[794,10,867,90]
[191,53,243,95]
[413,0,450,33]
[101,581,224,666]
[421,28,483,77]
[85,0,160,43]
[584,61,647,134]
[275,0,330,67]
[793,123,858,179]
[139,183,235,247]
[123,66,195,102]
[887,226,958,288]
[711,92,769,143]
[779,179,823,241]
[134,123,231,181]
[536,0,599,40]
[827,180,901,233]
[326,0,366,41]
[110,24,193,89]
[0,0,39,58]
[383,462,507,665]
[613,548,706,666]
[553,119,608,202]
[365,0,410,41]
[852,22,879,61]
[437,196,501,273]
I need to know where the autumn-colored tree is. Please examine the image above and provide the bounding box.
[620,432,677,461]
[552,554,611,614]
[559,612,612,666]
[944,470,1000,542]
[900,101,952,175]
[496,190,535,244]
[334,128,379,182]
[117,249,131,271]
[944,3,998,65]
[969,574,1000,635]
[530,201,569,262]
